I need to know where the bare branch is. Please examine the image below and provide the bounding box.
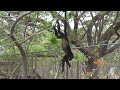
[10,11,32,34]
[87,22,93,45]
[10,35,25,56]
[57,13,71,30]
[77,12,106,46]
[86,12,106,45]
[77,11,86,20]
[79,19,93,40]
[79,19,87,31]
[113,11,119,25]
[8,11,33,79]
[79,48,95,57]
[74,35,95,58]
[101,11,120,44]
[50,11,71,30]
[20,29,43,44]
[97,17,104,43]
[101,21,120,44]
[10,60,22,79]
[101,42,120,57]
[90,11,98,31]
[74,11,78,30]
[80,30,87,40]
[99,20,120,57]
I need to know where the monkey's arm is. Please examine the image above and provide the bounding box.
[52,26,62,39]
[56,20,65,36]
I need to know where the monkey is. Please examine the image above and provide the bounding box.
[52,14,74,72]
[53,20,74,72]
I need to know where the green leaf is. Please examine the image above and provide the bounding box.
[95,45,100,52]
[68,12,75,19]
[45,22,52,28]
[51,11,57,18]
[42,21,52,29]
[50,37,57,44]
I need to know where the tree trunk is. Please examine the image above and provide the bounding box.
[86,56,99,79]
[66,64,68,79]
[21,56,27,79]
[10,35,28,79]
[76,62,79,79]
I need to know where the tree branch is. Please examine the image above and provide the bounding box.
[74,11,78,30]
[101,42,120,57]
[75,43,95,58]
[97,16,104,43]
[90,11,98,31]
[57,13,71,30]
[20,29,43,44]
[99,21,120,56]
[10,11,32,34]
[78,48,95,57]
[99,11,120,56]
[50,11,71,30]
[77,11,112,58]
[77,11,86,20]
[9,11,32,78]
[101,12,119,43]
[86,12,104,45]
[87,21,93,45]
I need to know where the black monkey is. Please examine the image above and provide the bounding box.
[52,11,74,72]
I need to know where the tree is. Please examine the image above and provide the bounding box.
[51,11,120,79]
[0,11,120,79]
[0,11,54,78]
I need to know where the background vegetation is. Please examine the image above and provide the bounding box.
[0,11,120,79]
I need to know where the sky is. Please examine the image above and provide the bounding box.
[44,11,93,30]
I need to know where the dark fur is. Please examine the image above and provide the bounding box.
[53,19,74,72]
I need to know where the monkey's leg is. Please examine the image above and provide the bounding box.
[62,55,71,72]
[65,59,71,68]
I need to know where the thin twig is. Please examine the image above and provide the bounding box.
[10,60,22,79]
[10,11,32,34]
[72,42,120,49]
